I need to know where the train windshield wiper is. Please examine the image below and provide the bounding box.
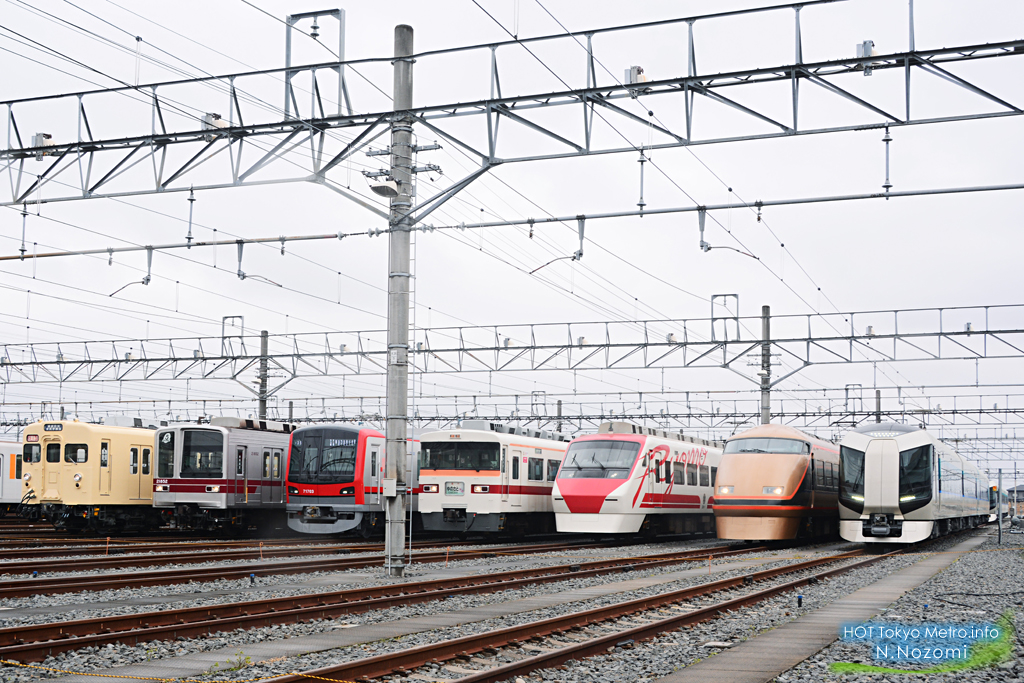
[739,448,768,453]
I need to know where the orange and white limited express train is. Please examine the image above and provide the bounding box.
[553,422,724,535]
[713,424,840,540]
[418,421,569,534]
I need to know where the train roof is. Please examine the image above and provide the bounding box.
[457,420,571,442]
[596,422,723,448]
[850,422,922,436]
[727,423,832,445]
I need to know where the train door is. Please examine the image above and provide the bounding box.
[42,439,61,500]
[863,440,899,513]
[99,441,110,496]
[366,440,381,506]
[129,445,148,500]
[245,450,263,505]
[510,449,523,507]
[500,446,509,503]
[139,447,152,501]
[270,449,283,504]
[234,446,247,505]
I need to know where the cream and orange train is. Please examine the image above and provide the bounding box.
[713,424,840,540]
[418,421,569,534]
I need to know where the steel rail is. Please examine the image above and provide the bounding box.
[0,544,752,661]
[0,539,605,597]
[265,548,887,683]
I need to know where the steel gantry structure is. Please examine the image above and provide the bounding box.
[2,0,1023,571]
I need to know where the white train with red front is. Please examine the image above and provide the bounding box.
[418,421,570,534]
[552,422,724,535]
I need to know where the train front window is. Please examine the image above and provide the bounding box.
[23,444,40,463]
[558,440,641,479]
[898,444,932,512]
[420,442,500,471]
[64,444,88,464]
[180,429,224,478]
[288,429,359,484]
[725,438,810,454]
[839,446,866,512]
[157,432,174,478]
[46,444,60,463]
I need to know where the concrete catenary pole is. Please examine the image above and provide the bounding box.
[875,389,882,423]
[258,330,269,420]
[760,305,771,425]
[384,24,415,577]
[998,468,1003,545]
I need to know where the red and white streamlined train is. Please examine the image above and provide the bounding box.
[552,422,724,535]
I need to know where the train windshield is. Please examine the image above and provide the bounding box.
[839,445,865,509]
[288,428,359,484]
[898,445,932,512]
[724,438,810,454]
[420,442,499,471]
[558,440,640,479]
[180,429,224,478]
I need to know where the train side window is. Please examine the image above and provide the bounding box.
[687,463,698,486]
[15,453,21,480]
[699,465,710,487]
[130,448,139,475]
[528,457,544,481]
[141,448,151,475]
[236,447,245,476]
[654,461,661,483]
[273,452,280,479]
[665,462,673,484]
[263,451,271,478]
[512,454,519,480]
[65,444,88,463]
[547,459,559,481]
[101,443,109,468]
[23,444,40,463]
[46,444,60,463]
[501,448,506,473]
[710,467,718,486]
[674,463,685,485]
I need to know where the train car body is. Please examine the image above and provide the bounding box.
[553,422,723,535]
[838,422,989,544]
[0,440,23,515]
[18,418,164,531]
[989,485,1009,522]
[714,424,839,540]
[285,424,418,536]
[418,421,569,534]
[152,417,294,532]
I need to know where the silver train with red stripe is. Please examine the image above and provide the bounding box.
[553,422,724,535]
[152,417,295,532]
[285,424,420,536]
[418,421,569,534]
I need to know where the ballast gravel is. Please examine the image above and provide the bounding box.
[0,536,736,622]
[778,526,1024,683]
[2,543,845,681]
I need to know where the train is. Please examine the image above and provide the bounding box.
[418,421,569,534]
[1,440,24,515]
[552,422,723,535]
[284,424,418,536]
[713,424,840,540]
[990,485,1009,522]
[153,417,295,532]
[838,422,989,543]
[18,418,166,532]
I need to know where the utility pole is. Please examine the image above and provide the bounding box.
[760,305,771,425]
[875,389,882,423]
[258,330,269,420]
[998,468,1003,545]
[384,24,415,578]
[556,399,563,433]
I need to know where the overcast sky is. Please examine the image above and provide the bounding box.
[0,0,1022,469]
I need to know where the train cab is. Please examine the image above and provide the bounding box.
[0,440,23,515]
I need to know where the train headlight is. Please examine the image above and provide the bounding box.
[205,485,220,493]
[471,485,490,493]
[154,485,169,492]
[899,494,916,502]
[850,494,865,501]
[718,486,733,495]
[287,486,299,494]
[421,484,439,493]
[73,473,82,482]
[22,473,31,482]
[763,486,784,495]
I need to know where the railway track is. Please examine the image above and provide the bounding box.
[0,538,684,597]
[0,543,754,661]
[264,547,896,683]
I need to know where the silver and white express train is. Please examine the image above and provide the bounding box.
[838,422,989,543]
